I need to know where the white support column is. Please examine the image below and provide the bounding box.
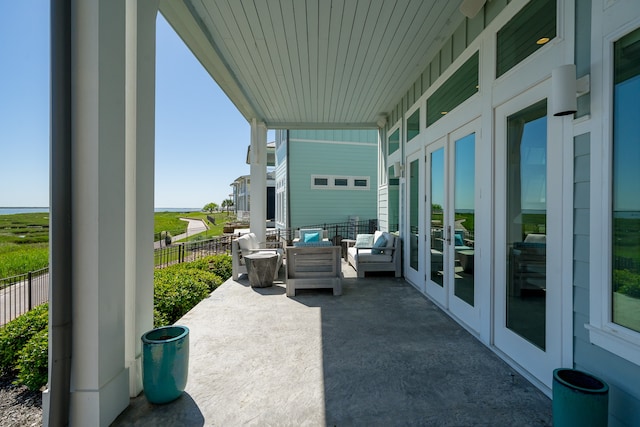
[68,1,129,424]
[250,119,267,243]
[125,0,158,398]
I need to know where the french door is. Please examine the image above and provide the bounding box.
[425,119,480,331]
[494,82,562,389]
[404,150,424,287]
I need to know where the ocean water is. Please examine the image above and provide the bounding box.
[0,207,201,215]
[0,207,49,215]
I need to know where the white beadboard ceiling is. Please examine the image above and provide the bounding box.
[159,0,465,129]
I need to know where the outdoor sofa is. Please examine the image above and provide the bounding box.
[347,230,401,278]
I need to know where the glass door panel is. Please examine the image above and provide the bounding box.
[409,159,420,272]
[425,121,480,329]
[505,100,547,350]
[495,82,562,389]
[388,165,400,233]
[430,148,445,287]
[453,134,475,307]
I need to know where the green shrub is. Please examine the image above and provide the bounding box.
[186,254,232,280]
[15,327,48,391]
[153,269,211,327]
[0,303,48,373]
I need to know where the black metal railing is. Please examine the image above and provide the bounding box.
[154,235,234,268]
[0,267,49,326]
[276,219,378,245]
[2,219,380,323]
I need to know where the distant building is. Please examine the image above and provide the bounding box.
[230,141,276,224]
[274,129,378,231]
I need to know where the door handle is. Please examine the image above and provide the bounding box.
[446,225,452,244]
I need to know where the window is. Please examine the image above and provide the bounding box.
[496,0,556,78]
[612,27,640,334]
[588,24,640,367]
[406,109,420,142]
[427,52,479,127]
[388,128,400,155]
[311,175,370,190]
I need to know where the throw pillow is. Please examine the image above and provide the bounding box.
[355,234,374,248]
[304,232,320,243]
[372,235,387,254]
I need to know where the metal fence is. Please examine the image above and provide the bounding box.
[154,234,234,268]
[1,219,380,325]
[0,267,49,326]
[277,219,379,244]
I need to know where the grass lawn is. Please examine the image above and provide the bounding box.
[1,210,237,278]
[0,213,50,278]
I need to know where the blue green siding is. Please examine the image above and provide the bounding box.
[287,129,377,229]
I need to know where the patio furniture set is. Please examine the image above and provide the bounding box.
[231,228,402,295]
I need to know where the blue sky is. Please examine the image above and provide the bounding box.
[0,2,261,209]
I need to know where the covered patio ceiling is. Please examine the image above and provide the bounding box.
[159,0,468,129]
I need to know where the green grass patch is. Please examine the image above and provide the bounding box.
[153,211,193,236]
[0,213,49,245]
[0,211,237,278]
[0,243,49,279]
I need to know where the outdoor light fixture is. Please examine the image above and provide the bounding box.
[536,37,551,45]
[392,160,404,178]
[460,0,486,19]
[551,64,580,116]
[377,114,388,128]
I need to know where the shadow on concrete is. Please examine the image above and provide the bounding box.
[292,277,552,426]
[112,392,204,426]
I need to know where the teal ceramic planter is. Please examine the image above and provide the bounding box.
[552,368,609,427]
[141,325,189,404]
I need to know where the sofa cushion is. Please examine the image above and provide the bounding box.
[382,232,395,249]
[237,234,254,252]
[348,247,392,263]
[304,232,320,243]
[355,234,374,248]
[299,228,323,241]
[372,234,387,254]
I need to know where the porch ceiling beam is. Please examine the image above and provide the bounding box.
[266,122,379,130]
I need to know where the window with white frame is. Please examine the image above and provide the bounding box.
[610,27,640,335]
[589,22,640,367]
[311,175,370,190]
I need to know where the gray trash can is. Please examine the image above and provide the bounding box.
[553,368,608,427]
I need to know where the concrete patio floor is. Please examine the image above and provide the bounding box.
[113,262,552,426]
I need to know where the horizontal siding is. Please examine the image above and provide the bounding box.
[574,339,640,427]
[288,133,378,229]
[573,132,640,426]
[378,187,389,231]
[290,129,377,144]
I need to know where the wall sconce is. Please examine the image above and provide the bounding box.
[460,0,487,19]
[551,64,577,116]
[392,160,404,178]
[377,114,388,128]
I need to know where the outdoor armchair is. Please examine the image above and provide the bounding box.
[232,233,283,280]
